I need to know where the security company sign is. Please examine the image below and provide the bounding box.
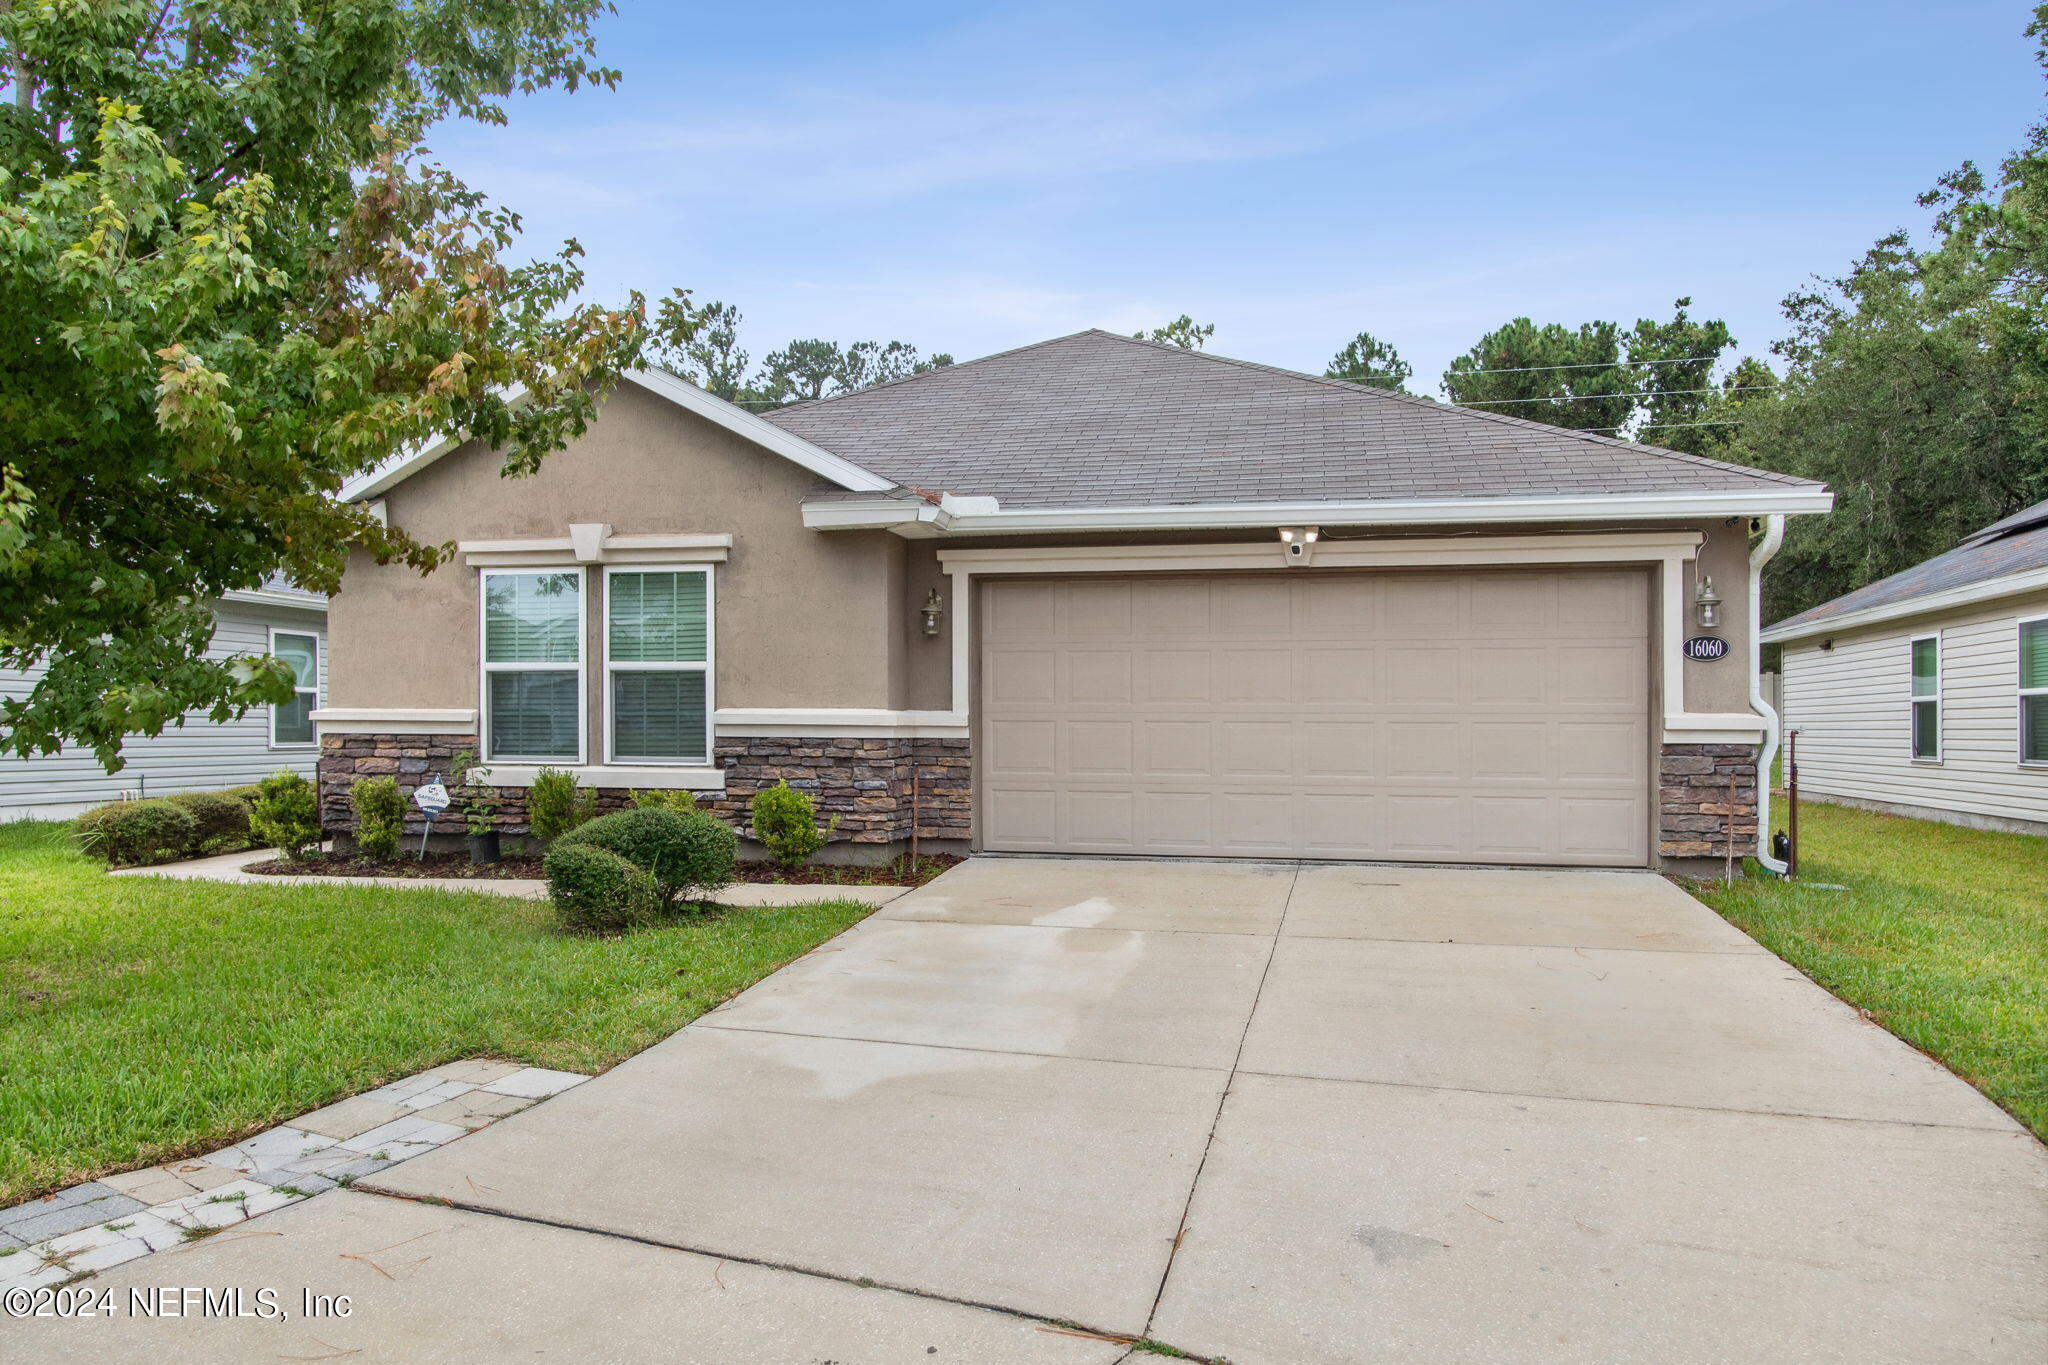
[412,781,450,817]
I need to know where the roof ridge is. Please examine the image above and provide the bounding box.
[764,329,1109,418]
[1113,332,1812,488]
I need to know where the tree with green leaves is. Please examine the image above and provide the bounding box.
[1133,315,1215,350]
[647,289,951,407]
[1624,298,1735,451]
[1723,5,2048,624]
[0,1,643,768]
[1325,331,1410,392]
[1442,318,1634,432]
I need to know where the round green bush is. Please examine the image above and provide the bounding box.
[163,790,253,851]
[73,799,200,866]
[349,775,406,860]
[543,842,658,933]
[251,769,321,859]
[556,806,736,905]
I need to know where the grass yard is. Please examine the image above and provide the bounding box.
[0,820,875,1205]
[1695,800,2048,1140]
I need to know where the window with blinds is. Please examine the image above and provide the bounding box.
[1910,634,1941,761]
[482,570,583,762]
[271,630,320,747]
[2022,619,2048,766]
[606,567,711,764]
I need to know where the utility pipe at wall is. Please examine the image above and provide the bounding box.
[1748,514,1788,876]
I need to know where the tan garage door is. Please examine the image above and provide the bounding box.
[979,569,1651,866]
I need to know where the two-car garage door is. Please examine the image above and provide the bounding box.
[978,569,1651,866]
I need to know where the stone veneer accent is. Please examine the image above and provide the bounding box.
[1658,743,1758,861]
[318,733,972,849]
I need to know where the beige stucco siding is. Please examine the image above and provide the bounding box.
[1779,588,2048,827]
[329,383,906,718]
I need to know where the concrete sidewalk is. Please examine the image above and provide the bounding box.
[17,858,2046,1363]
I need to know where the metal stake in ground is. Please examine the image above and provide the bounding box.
[412,774,449,860]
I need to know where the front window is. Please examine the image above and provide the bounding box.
[1910,634,1940,761]
[270,630,320,747]
[483,570,584,762]
[606,567,712,764]
[2022,619,2048,765]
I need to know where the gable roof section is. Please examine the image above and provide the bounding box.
[1763,496,2048,643]
[763,329,1827,513]
[337,368,895,503]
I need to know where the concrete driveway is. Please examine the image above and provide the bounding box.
[24,859,2047,1363]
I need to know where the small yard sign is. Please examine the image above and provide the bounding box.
[413,780,449,816]
[1684,636,1730,661]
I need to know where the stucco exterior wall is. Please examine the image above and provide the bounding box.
[328,382,905,719]
[1779,587,2048,830]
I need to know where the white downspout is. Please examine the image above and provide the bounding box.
[1749,515,1788,875]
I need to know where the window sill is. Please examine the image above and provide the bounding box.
[475,763,725,792]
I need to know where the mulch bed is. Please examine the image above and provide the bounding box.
[244,852,965,888]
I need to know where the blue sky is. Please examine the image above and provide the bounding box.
[431,1,2045,392]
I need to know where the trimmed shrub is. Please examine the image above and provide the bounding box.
[251,769,321,859]
[350,775,406,860]
[528,766,599,843]
[223,784,264,808]
[163,791,253,852]
[751,780,836,869]
[629,788,697,813]
[543,842,659,934]
[556,806,736,906]
[73,800,199,866]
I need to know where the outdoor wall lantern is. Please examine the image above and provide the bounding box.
[1694,573,1722,630]
[921,587,945,637]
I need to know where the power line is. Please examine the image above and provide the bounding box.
[1580,420,1737,434]
[1360,354,1728,380]
[1454,385,1769,407]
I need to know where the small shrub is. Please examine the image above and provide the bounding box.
[556,806,736,906]
[451,747,502,838]
[543,842,659,933]
[528,766,599,843]
[629,788,698,813]
[349,775,406,860]
[163,791,253,851]
[751,781,836,869]
[250,769,321,859]
[223,784,264,808]
[73,799,200,866]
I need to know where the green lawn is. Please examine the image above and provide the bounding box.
[0,820,874,1205]
[1695,800,2048,1139]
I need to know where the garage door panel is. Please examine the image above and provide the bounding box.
[980,571,1651,866]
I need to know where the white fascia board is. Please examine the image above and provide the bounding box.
[812,487,1832,538]
[336,370,897,503]
[220,589,329,612]
[1761,564,2048,644]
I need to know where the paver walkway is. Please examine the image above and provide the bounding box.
[12,858,2046,1363]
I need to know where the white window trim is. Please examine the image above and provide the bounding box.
[268,626,321,750]
[1909,632,1942,763]
[2020,613,2048,768]
[479,567,588,767]
[602,564,716,767]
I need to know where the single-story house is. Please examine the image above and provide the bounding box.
[321,330,1831,873]
[0,580,327,821]
[1761,497,2048,836]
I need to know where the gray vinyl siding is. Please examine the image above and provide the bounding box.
[1779,588,2048,829]
[0,597,327,820]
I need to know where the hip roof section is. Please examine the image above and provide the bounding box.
[763,329,1822,510]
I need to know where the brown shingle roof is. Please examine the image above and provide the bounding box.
[762,330,1819,510]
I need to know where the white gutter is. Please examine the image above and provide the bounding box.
[1749,514,1788,876]
[802,486,1834,536]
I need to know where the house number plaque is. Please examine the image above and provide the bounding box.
[1683,636,1730,661]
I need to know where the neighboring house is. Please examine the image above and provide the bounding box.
[0,581,327,821]
[323,330,1830,872]
[1762,498,2048,836]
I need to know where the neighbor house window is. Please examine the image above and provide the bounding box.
[2022,618,2048,766]
[270,629,320,747]
[1910,634,1941,761]
[482,570,584,763]
[605,567,713,764]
